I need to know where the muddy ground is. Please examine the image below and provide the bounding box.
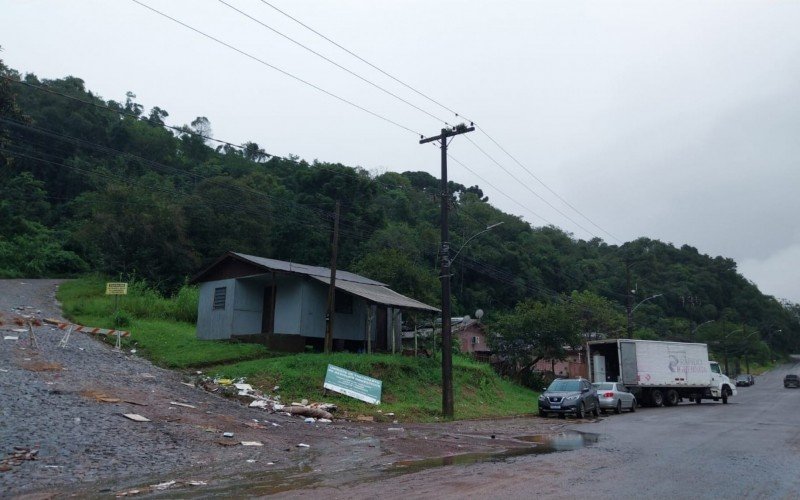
[0,280,576,498]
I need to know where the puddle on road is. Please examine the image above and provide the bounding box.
[83,432,598,497]
[389,431,598,473]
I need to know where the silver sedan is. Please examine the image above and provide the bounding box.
[593,382,637,414]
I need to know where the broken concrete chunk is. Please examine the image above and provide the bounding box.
[169,401,197,409]
[123,414,151,422]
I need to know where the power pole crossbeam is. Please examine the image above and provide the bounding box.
[419,125,474,419]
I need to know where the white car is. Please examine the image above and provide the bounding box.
[592,382,637,414]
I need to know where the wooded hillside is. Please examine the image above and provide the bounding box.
[1,59,798,355]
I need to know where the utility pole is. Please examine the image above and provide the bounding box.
[626,261,633,338]
[420,123,475,419]
[324,201,340,354]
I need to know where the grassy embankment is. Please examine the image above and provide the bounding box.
[57,276,537,421]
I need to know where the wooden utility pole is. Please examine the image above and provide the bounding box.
[324,201,340,354]
[626,262,633,338]
[420,123,474,419]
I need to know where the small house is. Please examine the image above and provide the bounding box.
[190,252,439,352]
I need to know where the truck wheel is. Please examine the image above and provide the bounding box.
[614,401,622,414]
[665,389,679,407]
[650,390,664,407]
[722,387,730,404]
[576,403,585,419]
[695,397,702,404]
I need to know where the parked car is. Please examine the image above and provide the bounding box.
[784,374,800,388]
[592,382,637,414]
[538,378,600,419]
[735,374,755,387]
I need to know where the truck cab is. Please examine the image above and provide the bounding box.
[707,361,737,403]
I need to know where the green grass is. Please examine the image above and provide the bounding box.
[57,276,269,368]
[209,352,537,422]
[58,276,539,420]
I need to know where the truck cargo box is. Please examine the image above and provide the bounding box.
[587,339,712,388]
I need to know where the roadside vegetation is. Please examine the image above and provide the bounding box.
[57,276,537,421]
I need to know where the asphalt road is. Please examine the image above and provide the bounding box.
[575,361,800,499]
[293,362,800,499]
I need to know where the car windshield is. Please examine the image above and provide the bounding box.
[548,380,581,392]
[736,375,748,380]
[593,383,614,390]
[786,374,799,379]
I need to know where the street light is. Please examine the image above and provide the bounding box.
[450,222,504,263]
[626,293,662,336]
[439,221,503,419]
[691,320,715,339]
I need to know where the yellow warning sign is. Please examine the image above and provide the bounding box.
[105,282,128,295]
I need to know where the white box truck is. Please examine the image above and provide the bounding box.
[587,339,737,407]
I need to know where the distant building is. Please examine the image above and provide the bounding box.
[533,347,588,379]
[402,316,492,361]
[191,252,439,352]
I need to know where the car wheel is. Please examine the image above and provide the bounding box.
[539,410,547,418]
[576,402,585,419]
[558,413,566,419]
[650,389,664,407]
[592,403,600,418]
[614,400,622,414]
[629,398,637,412]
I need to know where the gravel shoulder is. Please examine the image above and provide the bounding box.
[0,280,561,498]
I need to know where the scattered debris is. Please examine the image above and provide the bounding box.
[116,479,207,496]
[214,440,239,447]
[170,401,197,409]
[81,390,121,403]
[304,418,316,424]
[317,418,332,424]
[241,441,263,446]
[23,361,63,372]
[222,432,234,438]
[3,336,18,341]
[0,447,39,472]
[151,480,176,490]
[193,375,338,422]
[285,406,333,420]
[297,443,310,448]
[122,414,151,422]
[356,415,374,422]
[388,428,405,432]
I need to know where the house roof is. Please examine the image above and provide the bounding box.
[192,251,440,313]
[309,276,439,313]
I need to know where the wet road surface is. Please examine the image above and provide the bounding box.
[276,361,800,499]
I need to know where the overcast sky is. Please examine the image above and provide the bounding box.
[2,0,799,303]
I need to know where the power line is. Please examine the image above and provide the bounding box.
[256,0,474,125]
[475,126,622,243]
[251,1,621,243]
[0,75,246,152]
[217,0,452,128]
[130,0,422,137]
[464,135,597,240]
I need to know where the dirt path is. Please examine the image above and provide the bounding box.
[0,280,567,498]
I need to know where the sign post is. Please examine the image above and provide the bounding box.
[105,282,128,350]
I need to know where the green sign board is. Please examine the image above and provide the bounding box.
[324,364,382,405]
